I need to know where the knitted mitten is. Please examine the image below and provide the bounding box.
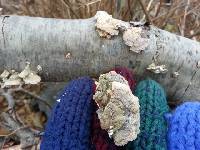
[113,67,136,91]
[40,77,94,150]
[165,102,200,150]
[91,67,135,150]
[126,80,169,150]
[91,103,121,150]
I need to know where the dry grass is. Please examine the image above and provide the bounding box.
[0,0,199,40]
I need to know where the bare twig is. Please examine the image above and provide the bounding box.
[0,126,29,137]
[169,4,200,20]
[0,137,6,150]
[155,0,163,17]
[61,0,79,18]
[138,0,152,23]
[1,89,15,109]
[159,2,187,28]
[181,0,190,36]
[188,30,200,38]
[0,85,52,111]
[20,88,52,110]
[127,0,133,19]
[141,0,154,21]
[81,0,101,6]
[152,1,186,21]
[0,112,39,149]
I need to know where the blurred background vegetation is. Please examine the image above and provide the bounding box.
[0,0,199,40]
[0,0,199,149]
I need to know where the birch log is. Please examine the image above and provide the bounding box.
[0,13,200,102]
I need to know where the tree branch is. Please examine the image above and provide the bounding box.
[0,12,200,102]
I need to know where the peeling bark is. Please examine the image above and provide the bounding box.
[0,12,200,102]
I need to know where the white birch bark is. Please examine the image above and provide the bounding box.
[0,14,200,102]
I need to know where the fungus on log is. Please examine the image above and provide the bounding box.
[0,11,200,102]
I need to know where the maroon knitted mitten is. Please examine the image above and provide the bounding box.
[114,67,136,91]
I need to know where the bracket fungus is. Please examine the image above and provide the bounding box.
[1,70,22,87]
[94,71,140,146]
[19,62,41,84]
[0,70,10,79]
[23,72,41,85]
[95,11,149,53]
[146,62,168,74]
[0,62,41,88]
[95,11,127,39]
[123,27,149,53]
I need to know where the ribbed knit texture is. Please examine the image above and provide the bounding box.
[166,102,200,150]
[91,67,135,150]
[126,80,169,150]
[40,77,94,150]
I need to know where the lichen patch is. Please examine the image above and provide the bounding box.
[93,71,140,146]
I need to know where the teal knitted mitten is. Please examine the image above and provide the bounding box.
[126,80,169,150]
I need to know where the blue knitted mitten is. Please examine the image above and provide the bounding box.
[40,77,94,150]
[165,101,200,150]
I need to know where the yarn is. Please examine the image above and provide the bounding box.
[40,77,94,150]
[166,102,200,150]
[113,67,136,91]
[126,80,169,150]
[91,67,136,150]
[91,103,121,150]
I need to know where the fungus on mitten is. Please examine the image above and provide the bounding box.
[40,77,94,150]
[94,72,140,146]
[126,80,169,150]
[166,102,200,150]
